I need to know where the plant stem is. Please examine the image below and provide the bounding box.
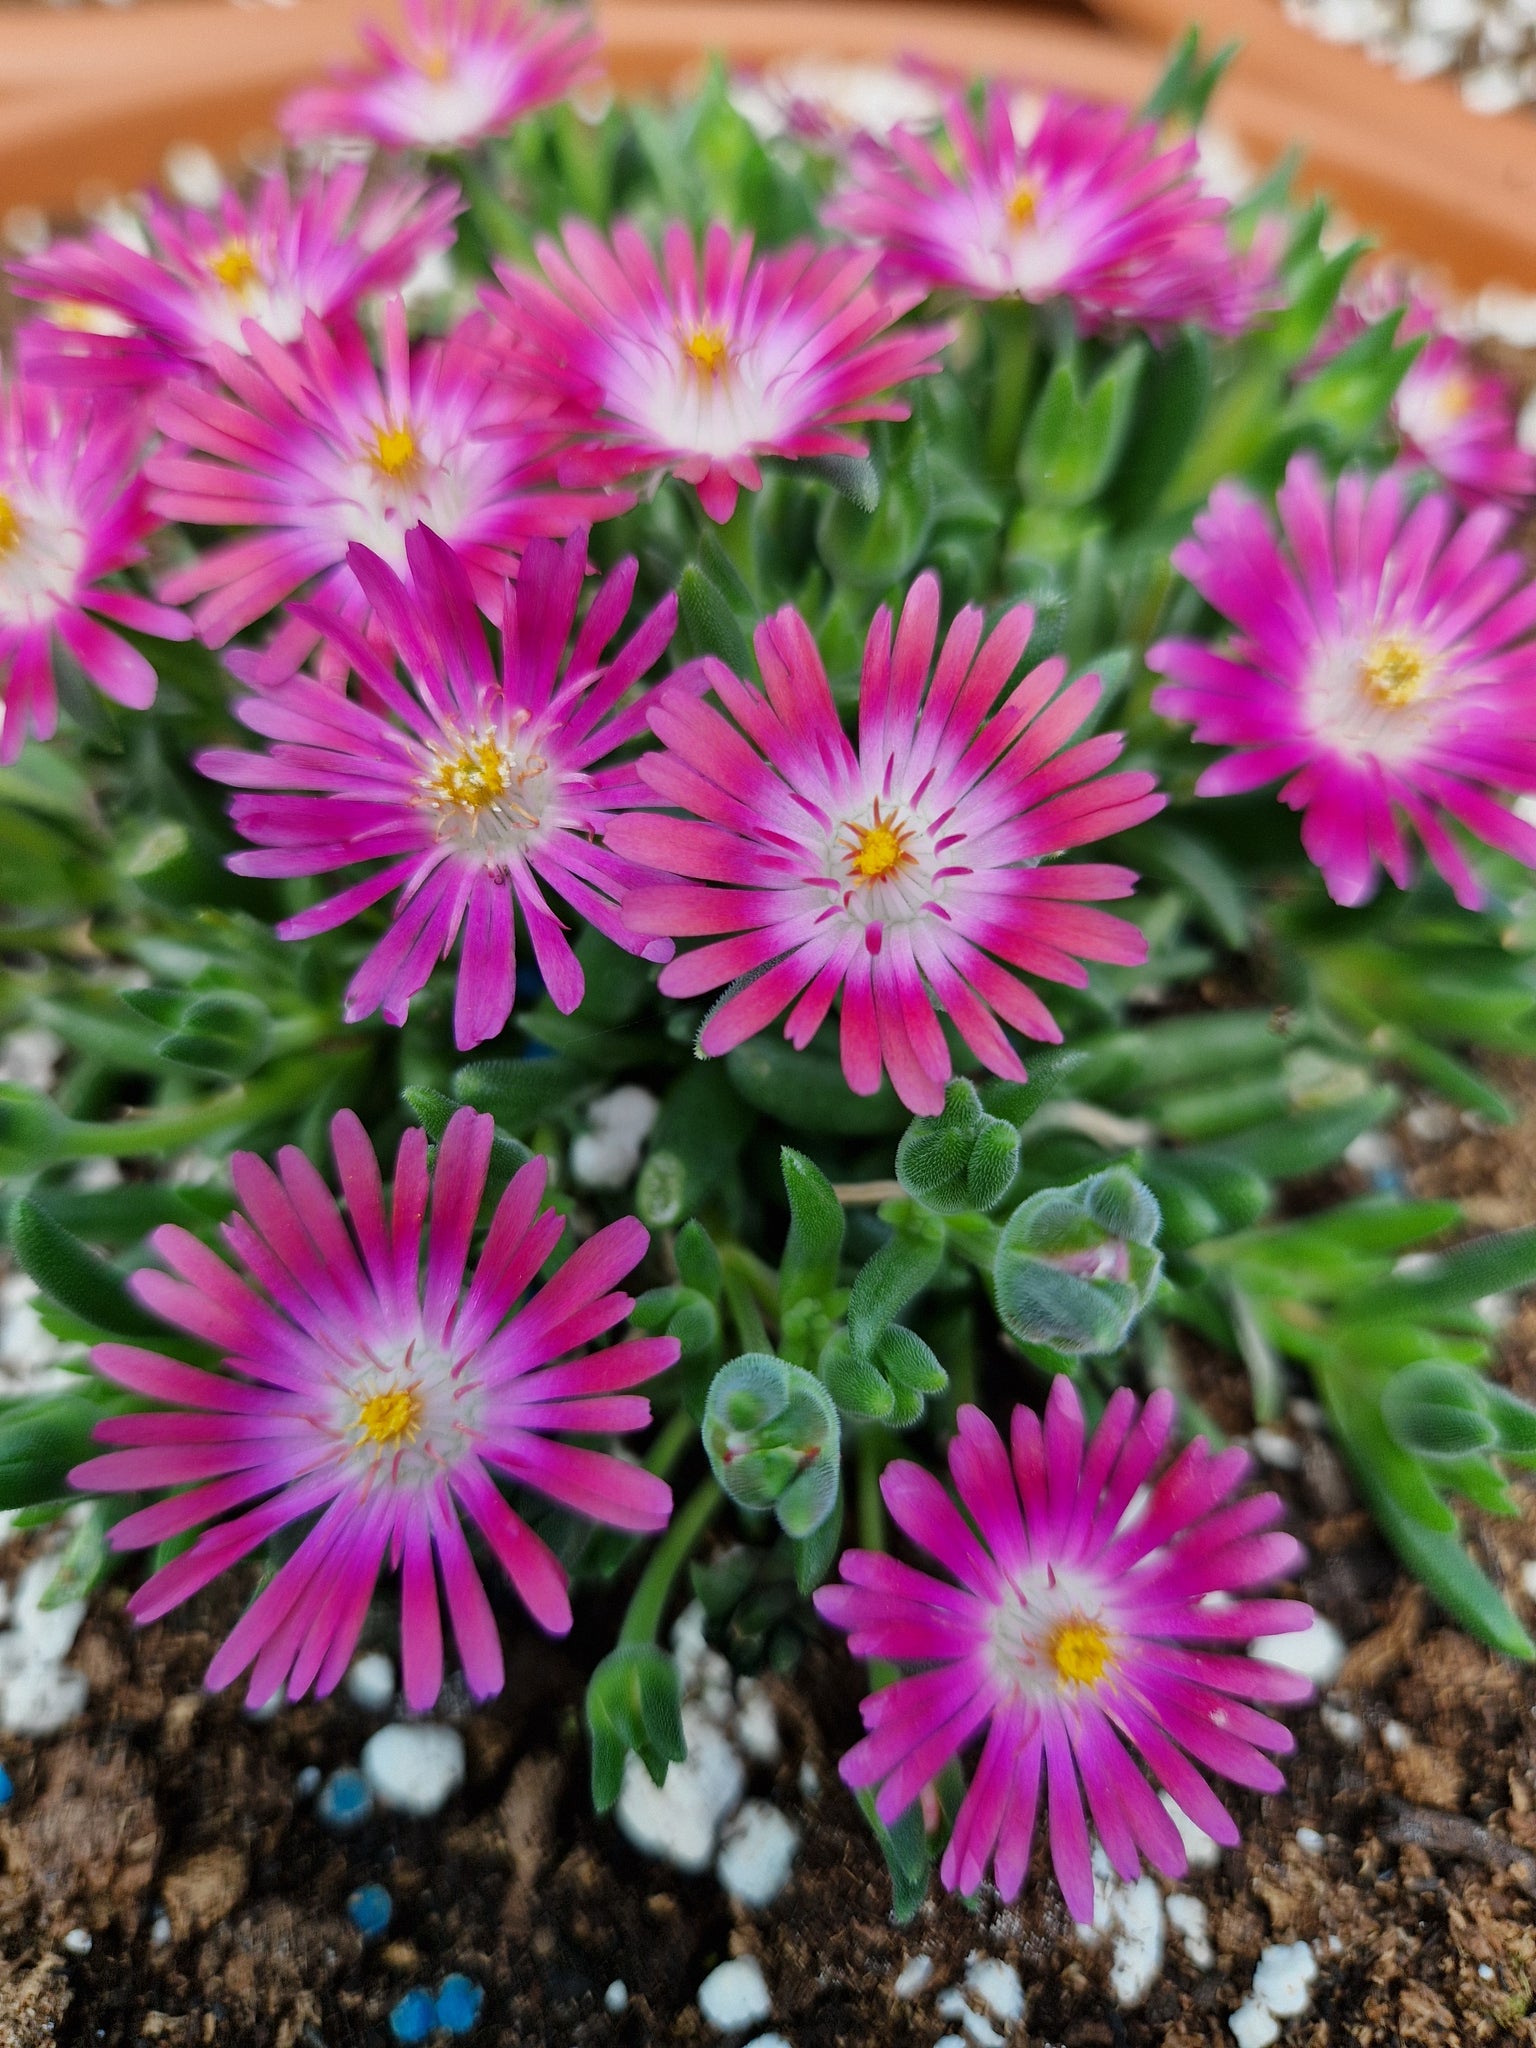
[644,1405,697,1480]
[618,1472,722,1649]
[855,1427,898,1690]
[984,301,1036,482]
[60,1055,355,1159]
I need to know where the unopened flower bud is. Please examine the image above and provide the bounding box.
[703,1353,841,1538]
[993,1167,1162,1356]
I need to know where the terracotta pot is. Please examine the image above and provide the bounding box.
[1085,0,1536,292]
[0,0,1530,292]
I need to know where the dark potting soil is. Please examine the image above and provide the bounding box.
[6,1075,1536,2045]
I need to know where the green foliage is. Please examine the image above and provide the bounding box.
[585,1644,687,1812]
[1187,1202,1536,1654]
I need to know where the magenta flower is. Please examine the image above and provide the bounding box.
[0,378,191,764]
[485,220,953,522]
[199,524,677,1048]
[1148,455,1536,910]
[826,87,1272,336]
[1320,277,1536,511]
[281,0,598,151]
[814,1380,1312,1918]
[607,574,1162,1116]
[148,299,615,679]
[12,164,460,396]
[72,1107,675,1710]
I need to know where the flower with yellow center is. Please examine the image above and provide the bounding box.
[1006,180,1038,230]
[841,799,914,885]
[1359,634,1430,710]
[682,326,731,378]
[1047,1614,1113,1688]
[0,493,22,559]
[368,421,419,482]
[355,1382,423,1449]
[209,242,261,297]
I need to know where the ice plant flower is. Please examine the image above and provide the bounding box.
[0,378,192,764]
[814,1380,1313,1918]
[485,220,953,522]
[70,1106,677,1711]
[607,572,1163,1115]
[826,87,1273,335]
[149,299,613,677]
[12,164,461,395]
[199,524,678,1049]
[280,0,598,152]
[1148,455,1536,910]
[1319,276,1536,511]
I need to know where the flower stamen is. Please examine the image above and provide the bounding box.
[1047,1615,1112,1688]
[419,722,544,836]
[0,494,22,558]
[682,326,730,378]
[209,241,261,296]
[356,1382,423,1448]
[369,421,420,481]
[841,799,914,885]
[1006,180,1038,229]
[1360,634,1430,710]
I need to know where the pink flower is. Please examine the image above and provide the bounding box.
[281,0,598,151]
[0,378,191,764]
[1148,455,1536,910]
[607,573,1162,1115]
[148,299,616,679]
[484,220,953,522]
[1320,276,1536,511]
[11,164,460,396]
[814,1380,1312,1918]
[826,87,1273,335]
[71,1105,677,1711]
[198,524,678,1049]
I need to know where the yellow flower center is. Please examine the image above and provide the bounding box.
[210,241,260,296]
[1047,1615,1112,1688]
[356,1384,422,1448]
[842,800,913,885]
[428,735,511,812]
[0,494,21,558]
[682,326,730,378]
[369,421,419,481]
[1006,180,1037,229]
[421,725,543,833]
[1359,634,1430,710]
[418,44,451,79]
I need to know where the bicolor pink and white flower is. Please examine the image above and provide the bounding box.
[148,299,614,678]
[199,524,678,1049]
[607,573,1162,1115]
[71,1106,677,1711]
[814,1380,1312,1919]
[1148,455,1536,910]
[826,87,1273,335]
[1320,275,1536,510]
[485,221,953,522]
[281,0,598,152]
[0,378,191,763]
[12,164,461,395]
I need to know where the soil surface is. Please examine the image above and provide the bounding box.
[0,1082,1532,2044]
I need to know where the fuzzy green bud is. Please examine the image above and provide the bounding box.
[896,1079,1021,1214]
[994,1167,1162,1356]
[702,1353,841,1538]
